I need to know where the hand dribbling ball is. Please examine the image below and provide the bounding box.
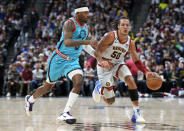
[146,74,162,90]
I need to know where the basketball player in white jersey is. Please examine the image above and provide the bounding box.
[93,16,156,123]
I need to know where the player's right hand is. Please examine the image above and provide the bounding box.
[145,72,159,79]
[89,40,98,48]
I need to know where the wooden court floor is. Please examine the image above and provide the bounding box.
[0,97,184,131]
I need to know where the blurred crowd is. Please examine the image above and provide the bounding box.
[0,0,26,62]
[132,0,184,95]
[0,0,183,97]
[0,0,27,96]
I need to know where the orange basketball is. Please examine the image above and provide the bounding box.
[146,74,162,90]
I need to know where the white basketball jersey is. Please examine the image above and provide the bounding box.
[101,31,131,64]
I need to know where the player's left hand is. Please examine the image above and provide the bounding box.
[100,60,114,69]
[89,39,98,48]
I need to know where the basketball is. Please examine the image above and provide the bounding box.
[146,74,163,90]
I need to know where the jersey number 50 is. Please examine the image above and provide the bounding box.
[111,51,121,59]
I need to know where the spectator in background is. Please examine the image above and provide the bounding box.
[15,61,23,73]
[21,63,32,96]
[53,77,69,97]
[176,60,184,88]
[86,56,97,70]
[83,63,95,96]
[30,8,39,36]
[163,61,172,92]
[30,63,44,92]
[6,64,21,97]
[170,63,178,88]
[21,44,29,53]
[0,45,7,63]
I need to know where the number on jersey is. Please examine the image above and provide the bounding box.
[111,51,121,59]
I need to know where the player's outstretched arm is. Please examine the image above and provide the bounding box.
[83,44,96,57]
[63,20,97,47]
[82,30,98,57]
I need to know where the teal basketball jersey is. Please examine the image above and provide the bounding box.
[56,17,89,60]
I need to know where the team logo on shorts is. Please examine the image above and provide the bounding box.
[106,82,110,87]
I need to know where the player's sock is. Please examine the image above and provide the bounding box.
[63,92,78,113]
[28,95,35,103]
[133,104,139,111]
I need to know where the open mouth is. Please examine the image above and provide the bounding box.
[124,30,128,33]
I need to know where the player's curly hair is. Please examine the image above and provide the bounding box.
[112,16,130,30]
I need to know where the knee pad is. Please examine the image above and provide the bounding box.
[101,86,115,99]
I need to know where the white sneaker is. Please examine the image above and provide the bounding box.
[131,109,145,123]
[57,112,76,124]
[25,95,34,116]
[6,92,11,97]
[92,80,102,103]
[135,123,146,131]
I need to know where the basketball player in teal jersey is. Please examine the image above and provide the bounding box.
[25,3,97,124]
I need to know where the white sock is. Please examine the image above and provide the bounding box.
[28,95,35,103]
[63,92,79,113]
[133,104,139,111]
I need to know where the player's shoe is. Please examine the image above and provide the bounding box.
[25,95,34,116]
[131,109,145,123]
[92,80,102,103]
[57,112,76,124]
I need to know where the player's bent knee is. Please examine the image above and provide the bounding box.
[102,96,115,105]
[106,97,115,105]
